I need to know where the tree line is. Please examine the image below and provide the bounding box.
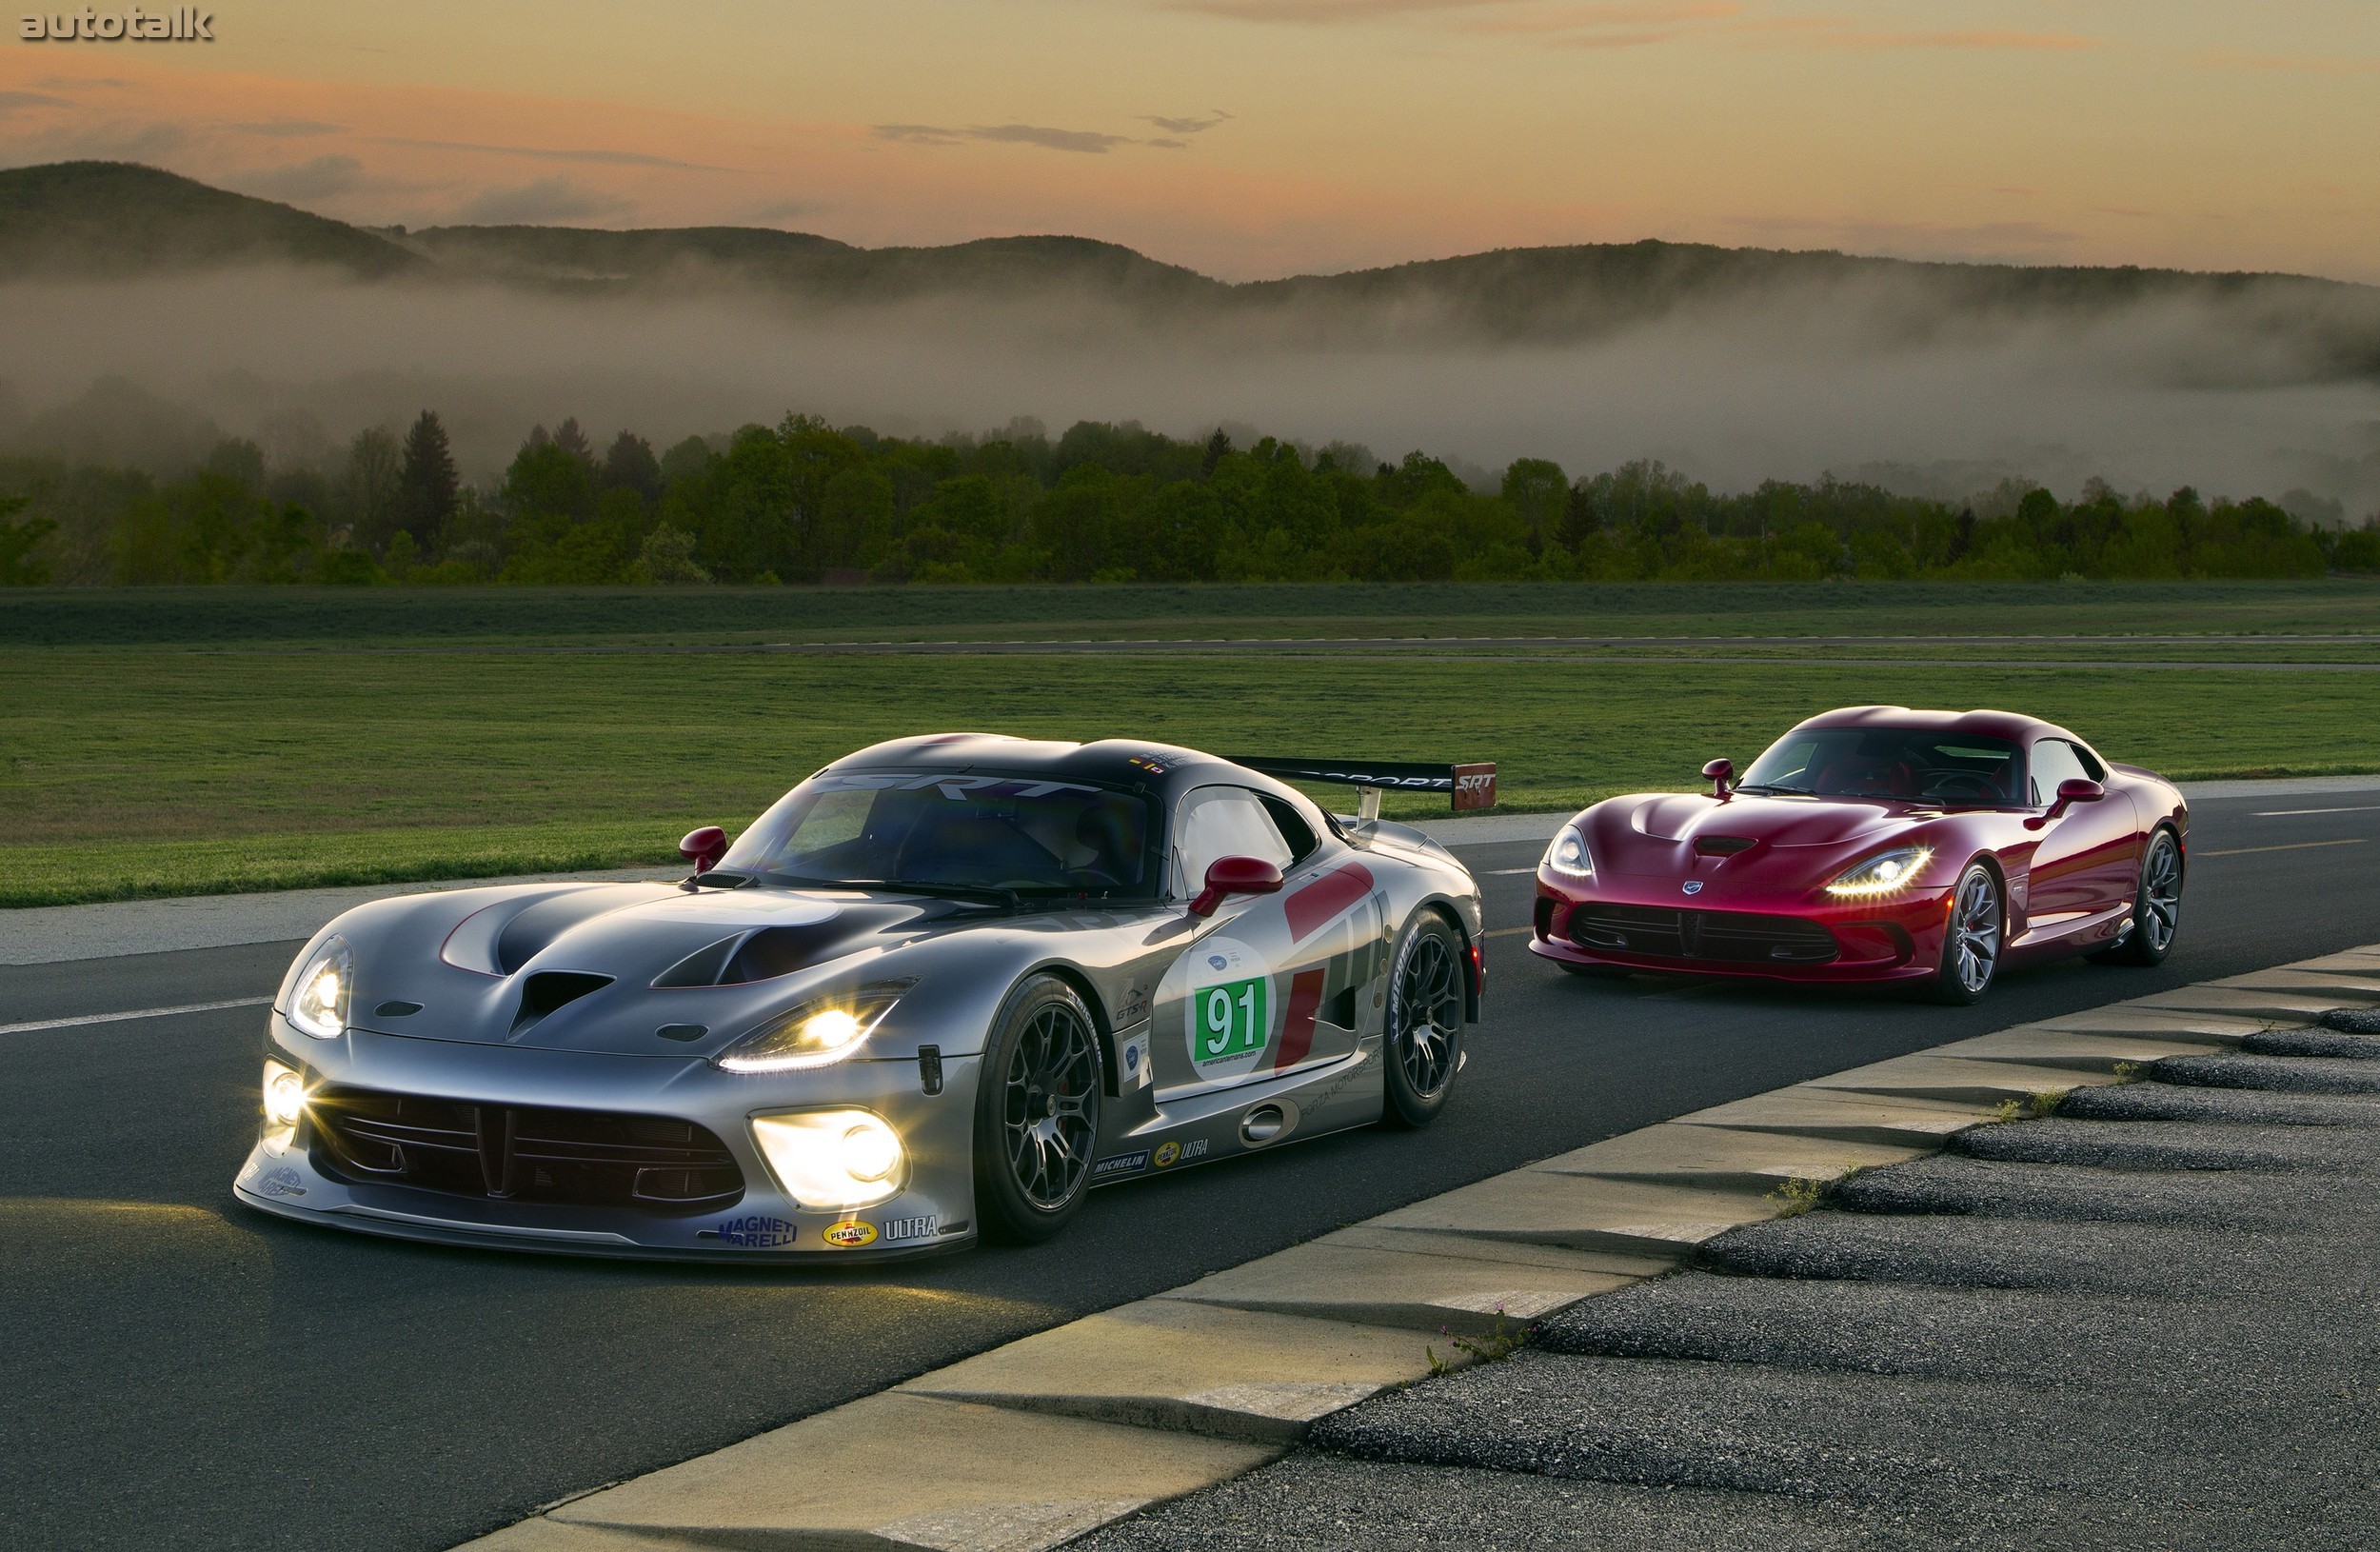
[3,410,2376,587]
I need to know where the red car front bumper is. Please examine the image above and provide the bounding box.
[1527,876,1956,985]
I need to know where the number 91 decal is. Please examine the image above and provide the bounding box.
[1183,936,1275,1080]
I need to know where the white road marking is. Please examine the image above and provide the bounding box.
[1485,867,1538,875]
[2252,806,2380,817]
[0,995,271,1036]
[2197,839,2369,858]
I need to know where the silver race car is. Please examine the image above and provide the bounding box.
[234,736,1495,1260]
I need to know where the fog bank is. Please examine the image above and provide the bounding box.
[1,269,2374,515]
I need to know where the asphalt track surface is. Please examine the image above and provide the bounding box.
[4,796,2379,1552]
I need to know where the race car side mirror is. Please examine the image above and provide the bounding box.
[679,826,727,874]
[1191,855,1284,918]
[1702,758,1734,799]
[2044,778,2104,821]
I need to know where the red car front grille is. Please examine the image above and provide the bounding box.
[1570,905,1839,965]
[309,1085,744,1214]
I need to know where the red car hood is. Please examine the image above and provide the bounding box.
[1593,793,1918,876]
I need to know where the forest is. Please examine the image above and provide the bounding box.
[3,409,2376,587]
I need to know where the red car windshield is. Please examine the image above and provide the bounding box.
[718,770,1158,897]
[1738,728,2025,806]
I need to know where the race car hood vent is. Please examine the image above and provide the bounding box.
[650,905,926,987]
[512,971,614,1035]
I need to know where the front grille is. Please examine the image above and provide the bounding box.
[310,1085,744,1214]
[1571,905,1838,965]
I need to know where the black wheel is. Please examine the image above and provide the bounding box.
[972,975,1103,1244]
[2091,827,2183,967]
[1928,863,2002,1005]
[1381,911,1465,1129]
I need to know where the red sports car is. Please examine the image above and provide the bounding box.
[1529,706,2188,1003]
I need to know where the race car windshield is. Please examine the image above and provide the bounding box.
[1738,728,2026,806]
[720,771,1157,897]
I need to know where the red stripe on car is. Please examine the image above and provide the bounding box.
[1284,862,1374,941]
[1277,968,1326,1068]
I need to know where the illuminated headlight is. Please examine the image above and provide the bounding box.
[1825,846,1934,899]
[263,1058,306,1126]
[1541,824,1595,884]
[750,1109,906,1209]
[715,988,903,1074]
[285,936,352,1040]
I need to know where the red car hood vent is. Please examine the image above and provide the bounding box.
[1627,794,1904,849]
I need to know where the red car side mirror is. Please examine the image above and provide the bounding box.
[1190,855,1284,918]
[2043,778,2104,821]
[1702,758,1735,799]
[679,826,727,874]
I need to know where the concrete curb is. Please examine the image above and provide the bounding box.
[450,946,2380,1552]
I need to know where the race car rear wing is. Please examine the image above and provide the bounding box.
[1230,756,1498,823]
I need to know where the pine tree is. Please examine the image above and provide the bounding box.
[552,417,596,468]
[397,410,460,550]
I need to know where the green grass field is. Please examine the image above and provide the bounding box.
[5,582,2377,907]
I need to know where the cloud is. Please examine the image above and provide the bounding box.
[2192,50,2380,77]
[228,118,345,138]
[0,90,73,112]
[1143,109,1234,134]
[968,124,1141,154]
[455,176,631,225]
[873,124,965,147]
[1166,0,1509,19]
[1456,1,1738,46]
[741,196,827,225]
[1731,16,2099,51]
[374,136,740,173]
[20,118,187,161]
[229,154,366,202]
[873,122,1182,154]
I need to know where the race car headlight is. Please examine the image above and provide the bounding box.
[1825,846,1934,899]
[263,1058,306,1127]
[286,937,352,1040]
[1541,824,1595,884]
[714,988,905,1074]
[750,1109,906,1209]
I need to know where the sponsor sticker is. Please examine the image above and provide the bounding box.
[257,1165,307,1199]
[1153,1139,1209,1169]
[823,1220,879,1248]
[1120,1029,1150,1089]
[716,1214,797,1249]
[1093,1150,1151,1180]
[879,1214,940,1244]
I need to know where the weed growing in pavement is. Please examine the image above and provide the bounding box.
[1993,1088,2073,1122]
[1426,1307,1535,1377]
[1766,1164,1862,1219]
[2112,1061,2144,1082]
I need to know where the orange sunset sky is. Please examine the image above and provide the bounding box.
[3,0,2376,283]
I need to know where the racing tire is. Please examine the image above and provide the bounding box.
[1927,863,2003,1006]
[1380,911,1466,1129]
[2089,827,2183,967]
[973,974,1104,1244]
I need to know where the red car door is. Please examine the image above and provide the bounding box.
[2023,737,2142,936]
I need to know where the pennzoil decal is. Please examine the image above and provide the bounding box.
[1153,1139,1209,1168]
[823,1221,879,1248]
[1094,1150,1150,1180]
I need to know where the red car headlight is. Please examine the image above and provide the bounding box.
[1824,846,1934,900]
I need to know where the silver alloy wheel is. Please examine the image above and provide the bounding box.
[1950,868,2001,994]
[2141,833,2182,951]
[1394,930,1462,1096]
[1002,1003,1099,1209]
